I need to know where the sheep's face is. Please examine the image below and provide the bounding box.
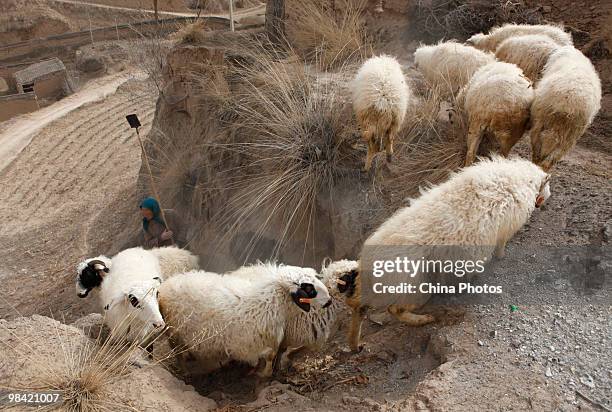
[76,257,110,298]
[531,129,563,172]
[413,46,433,70]
[289,272,331,312]
[320,259,359,299]
[536,174,551,208]
[466,33,486,47]
[121,277,165,332]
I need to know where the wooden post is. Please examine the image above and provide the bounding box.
[135,127,171,235]
[265,0,286,45]
[229,0,235,32]
[153,0,159,22]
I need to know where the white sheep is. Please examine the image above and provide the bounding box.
[529,46,602,170]
[149,246,200,277]
[158,262,331,377]
[494,34,559,81]
[458,61,534,166]
[413,41,495,97]
[75,246,199,343]
[338,156,552,351]
[275,259,356,368]
[467,23,573,52]
[351,55,410,171]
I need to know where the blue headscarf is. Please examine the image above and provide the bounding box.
[140,197,165,231]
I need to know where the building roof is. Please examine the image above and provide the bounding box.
[14,58,66,85]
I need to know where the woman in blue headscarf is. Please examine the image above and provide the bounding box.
[140,197,173,248]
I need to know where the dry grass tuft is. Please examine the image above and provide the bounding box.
[209,44,359,262]
[287,0,370,69]
[171,19,207,45]
[0,301,211,412]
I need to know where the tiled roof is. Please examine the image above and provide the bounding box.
[14,58,66,85]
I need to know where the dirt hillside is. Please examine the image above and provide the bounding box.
[0,76,156,321]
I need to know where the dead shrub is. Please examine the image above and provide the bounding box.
[411,0,542,41]
[287,0,370,69]
[0,307,211,411]
[171,19,207,45]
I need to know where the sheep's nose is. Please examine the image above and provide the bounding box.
[153,321,165,329]
[323,299,332,308]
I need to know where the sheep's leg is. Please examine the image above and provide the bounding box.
[494,239,507,259]
[364,137,377,171]
[465,122,484,166]
[256,347,277,378]
[348,306,367,352]
[388,304,435,326]
[278,346,305,371]
[168,334,192,378]
[384,132,394,163]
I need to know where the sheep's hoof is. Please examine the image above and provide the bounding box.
[494,246,506,259]
[349,343,366,353]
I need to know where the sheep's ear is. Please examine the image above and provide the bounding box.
[337,269,359,296]
[153,276,162,285]
[88,259,109,273]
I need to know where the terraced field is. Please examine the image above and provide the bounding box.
[0,78,156,319]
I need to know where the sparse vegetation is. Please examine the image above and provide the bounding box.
[171,19,207,45]
[411,0,542,40]
[0,308,210,411]
[287,0,370,69]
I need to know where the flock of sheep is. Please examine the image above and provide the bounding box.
[74,23,600,379]
[353,23,601,172]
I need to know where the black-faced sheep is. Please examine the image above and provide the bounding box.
[158,262,332,377]
[76,246,200,343]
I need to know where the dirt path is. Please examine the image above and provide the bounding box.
[0,72,145,173]
[0,77,156,320]
[48,0,266,19]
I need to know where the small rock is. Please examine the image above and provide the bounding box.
[363,398,382,411]
[542,5,552,12]
[342,395,361,405]
[415,399,428,410]
[478,340,484,346]
[579,374,595,388]
[490,330,497,338]
[545,366,553,377]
